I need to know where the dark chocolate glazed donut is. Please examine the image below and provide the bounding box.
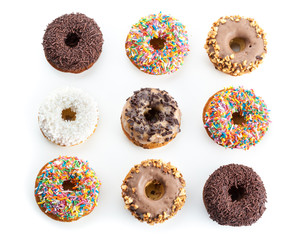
[121,159,186,224]
[203,164,267,226]
[205,16,267,76]
[43,13,104,73]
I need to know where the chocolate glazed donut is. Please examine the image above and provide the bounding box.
[205,16,267,76]
[121,159,186,224]
[43,13,104,73]
[203,164,267,226]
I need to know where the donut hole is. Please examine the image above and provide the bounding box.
[65,32,80,47]
[150,37,166,50]
[62,180,76,191]
[61,108,76,121]
[229,37,246,52]
[145,179,165,200]
[231,112,246,126]
[144,106,162,123]
[228,185,246,202]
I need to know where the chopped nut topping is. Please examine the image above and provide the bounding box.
[204,15,267,76]
[121,159,186,224]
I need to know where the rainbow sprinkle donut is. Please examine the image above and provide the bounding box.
[203,87,270,150]
[34,156,100,222]
[125,13,189,75]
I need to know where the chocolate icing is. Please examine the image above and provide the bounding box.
[203,164,267,226]
[204,16,267,76]
[121,159,186,224]
[121,88,181,148]
[216,18,265,65]
[43,13,103,73]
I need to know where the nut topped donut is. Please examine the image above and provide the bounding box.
[203,164,267,226]
[125,13,189,75]
[43,13,104,73]
[204,16,267,76]
[203,87,270,150]
[121,88,181,149]
[38,87,99,147]
[121,159,186,224]
[35,156,101,222]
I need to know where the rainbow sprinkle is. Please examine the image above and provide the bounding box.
[35,156,100,221]
[125,13,189,75]
[204,87,270,150]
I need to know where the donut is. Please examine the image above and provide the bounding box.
[204,16,267,76]
[121,159,186,224]
[203,87,270,150]
[43,13,104,73]
[38,87,99,147]
[125,13,189,75]
[203,164,267,226]
[121,88,181,149]
[34,156,101,222]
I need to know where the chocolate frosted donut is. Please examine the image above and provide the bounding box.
[121,88,181,149]
[204,16,267,76]
[121,159,186,224]
[203,164,267,226]
[43,13,104,73]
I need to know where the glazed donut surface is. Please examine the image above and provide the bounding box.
[121,159,186,224]
[204,16,267,76]
[121,88,181,149]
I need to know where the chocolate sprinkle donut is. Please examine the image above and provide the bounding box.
[204,16,267,76]
[43,13,104,73]
[203,164,267,226]
[121,88,181,149]
[121,159,186,224]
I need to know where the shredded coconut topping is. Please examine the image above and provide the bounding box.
[38,87,99,146]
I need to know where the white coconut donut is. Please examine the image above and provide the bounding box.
[38,87,99,146]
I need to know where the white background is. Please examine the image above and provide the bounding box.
[1,0,299,239]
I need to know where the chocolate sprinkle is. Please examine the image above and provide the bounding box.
[43,13,104,73]
[203,164,267,226]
